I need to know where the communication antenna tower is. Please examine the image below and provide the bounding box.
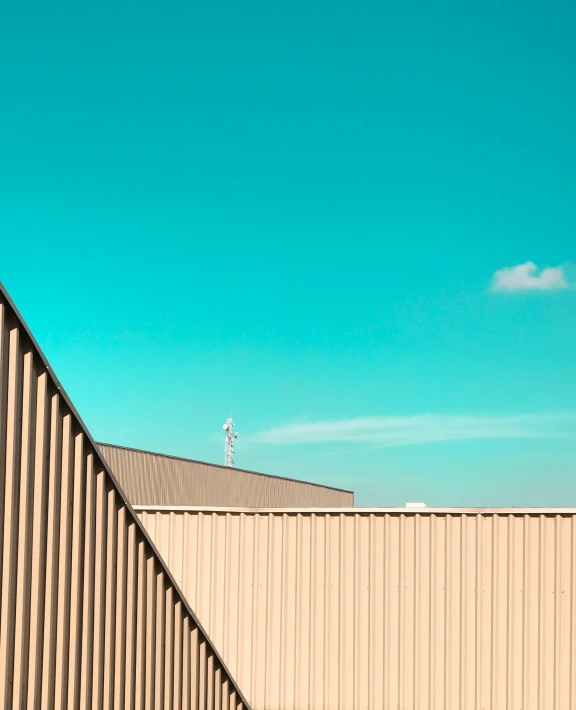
[223,418,238,467]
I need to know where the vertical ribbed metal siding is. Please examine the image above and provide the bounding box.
[0,289,250,710]
[138,509,576,710]
[98,443,354,508]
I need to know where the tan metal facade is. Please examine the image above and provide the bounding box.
[0,285,250,709]
[137,507,576,710]
[99,443,353,508]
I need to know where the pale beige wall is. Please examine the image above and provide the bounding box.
[137,507,576,710]
[0,286,250,710]
[99,442,353,508]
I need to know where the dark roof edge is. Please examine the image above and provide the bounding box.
[0,280,252,709]
[97,441,355,496]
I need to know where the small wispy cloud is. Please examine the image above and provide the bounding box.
[491,262,569,292]
[251,413,576,448]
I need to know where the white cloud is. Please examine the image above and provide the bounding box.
[252,413,576,448]
[491,262,568,292]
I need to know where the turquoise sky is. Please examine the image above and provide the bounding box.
[2,0,575,506]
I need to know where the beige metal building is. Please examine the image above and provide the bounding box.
[5,276,576,710]
[0,282,250,709]
[137,506,576,710]
[99,442,353,508]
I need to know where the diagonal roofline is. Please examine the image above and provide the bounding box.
[98,441,354,495]
[0,279,252,709]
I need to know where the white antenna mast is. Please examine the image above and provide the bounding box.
[223,417,238,467]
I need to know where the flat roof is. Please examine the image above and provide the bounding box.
[134,505,576,515]
[98,441,354,495]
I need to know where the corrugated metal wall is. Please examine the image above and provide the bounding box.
[99,443,353,508]
[138,508,576,710]
[0,285,251,710]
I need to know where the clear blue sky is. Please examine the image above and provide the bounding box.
[2,0,575,506]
